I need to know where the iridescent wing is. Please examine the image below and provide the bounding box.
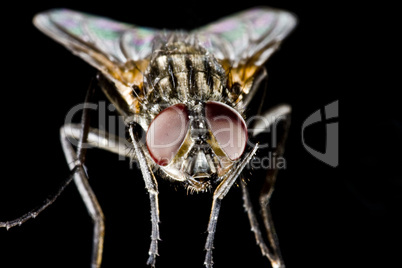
[34,9,159,68]
[34,8,296,113]
[34,9,161,115]
[194,7,297,103]
[195,7,297,67]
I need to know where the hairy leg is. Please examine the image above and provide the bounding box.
[242,104,291,268]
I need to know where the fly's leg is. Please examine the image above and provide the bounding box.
[0,167,78,229]
[128,122,160,267]
[242,104,291,268]
[0,124,128,230]
[240,179,273,259]
[64,121,159,267]
[258,106,290,268]
[0,77,136,267]
[204,145,259,268]
[0,79,93,230]
[61,134,105,268]
[204,198,221,268]
[61,122,130,268]
[60,78,107,268]
[241,179,285,268]
[99,70,160,265]
[61,77,134,268]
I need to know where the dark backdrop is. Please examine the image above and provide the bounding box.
[0,1,400,268]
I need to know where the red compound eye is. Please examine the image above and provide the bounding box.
[146,104,189,166]
[205,101,248,160]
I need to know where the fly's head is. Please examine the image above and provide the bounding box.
[145,101,248,193]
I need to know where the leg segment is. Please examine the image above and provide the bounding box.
[0,168,77,230]
[242,104,291,268]
[128,123,160,267]
[1,77,140,268]
[61,129,105,268]
[61,123,131,268]
[1,80,98,231]
[204,145,259,268]
[241,179,273,261]
[0,124,128,230]
[60,79,108,268]
[64,121,160,267]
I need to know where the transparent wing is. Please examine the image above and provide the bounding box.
[33,8,297,112]
[34,9,162,115]
[34,9,158,69]
[194,7,297,67]
[194,7,297,106]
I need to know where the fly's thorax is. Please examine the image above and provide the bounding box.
[143,41,227,105]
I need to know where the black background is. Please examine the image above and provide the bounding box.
[0,1,401,268]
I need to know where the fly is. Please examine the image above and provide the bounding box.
[1,7,297,268]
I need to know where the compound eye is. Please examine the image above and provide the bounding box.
[205,101,248,160]
[146,104,189,166]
